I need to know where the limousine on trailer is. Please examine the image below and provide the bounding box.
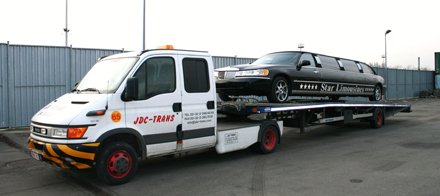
[215,51,386,103]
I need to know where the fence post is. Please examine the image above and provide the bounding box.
[6,41,12,128]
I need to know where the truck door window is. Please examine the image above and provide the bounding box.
[182,58,210,93]
[133,57,176,99]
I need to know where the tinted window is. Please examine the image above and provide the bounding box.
[340,60,359,73]
[253,53,301,65]
[133,57,176,99]
[299,54,316,67]
[318,56,340,70]
[360,63,374,74]
[183,58,210,93]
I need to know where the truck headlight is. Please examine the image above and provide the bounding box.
[235,69,269,77]
[52,128,68,138]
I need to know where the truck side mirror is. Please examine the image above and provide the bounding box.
[125,77,139,101]
[297,60,311,70]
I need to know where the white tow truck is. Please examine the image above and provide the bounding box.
[28,45,411,185]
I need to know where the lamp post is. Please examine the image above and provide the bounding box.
[298,43,304,51]
[64,0,69,47]
[385,29,391,99]
[143,0,146,50]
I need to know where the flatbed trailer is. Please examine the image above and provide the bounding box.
[218,99,411,132]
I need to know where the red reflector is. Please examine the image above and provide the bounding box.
[177,140,183,144]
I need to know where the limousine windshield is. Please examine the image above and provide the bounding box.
[252,53,301,65]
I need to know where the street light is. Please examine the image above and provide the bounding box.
[385,29,391,100]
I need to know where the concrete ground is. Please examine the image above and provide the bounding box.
[1,98,439,196]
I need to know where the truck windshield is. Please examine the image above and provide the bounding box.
[74,57,138,94]
[252,53,301,65]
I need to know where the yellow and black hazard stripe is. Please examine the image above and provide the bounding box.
[28,138,100,169]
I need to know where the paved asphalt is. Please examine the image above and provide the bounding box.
[1,98,439,196]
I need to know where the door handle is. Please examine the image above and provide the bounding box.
[173,102,182,112]
[313,71,319,74]
[206,101,215,110]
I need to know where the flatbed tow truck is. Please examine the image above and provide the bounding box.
[27,46,411,185]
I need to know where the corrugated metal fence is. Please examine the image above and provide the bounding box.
[0,43,435,128]
[0,43,122,128]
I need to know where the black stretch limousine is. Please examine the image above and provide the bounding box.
[215,51,386,103]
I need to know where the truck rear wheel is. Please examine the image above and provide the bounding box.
[370,108,384,128]
[253,125,279,154]
[96,141,138,185]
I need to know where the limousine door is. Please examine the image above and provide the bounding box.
[290,54,322,96]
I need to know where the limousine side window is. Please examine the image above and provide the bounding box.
[360,63,374,74]
[340,59,359,73]
[318,56,340,70]
[299,54,316,67]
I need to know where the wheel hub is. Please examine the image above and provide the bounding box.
[113,157,129,173]
[107,151,131,177]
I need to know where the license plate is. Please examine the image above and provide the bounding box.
[31,151,42,161]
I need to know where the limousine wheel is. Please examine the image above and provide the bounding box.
[218,93,233,101]
[369,85,382,101]
[268,77,289,103]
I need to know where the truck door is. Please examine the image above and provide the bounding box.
[178,55,216,150]
[125,55,182,156]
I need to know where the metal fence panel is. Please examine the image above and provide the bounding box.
[0,44,8,128]
[9,45,70,127]
[405,70,413,98]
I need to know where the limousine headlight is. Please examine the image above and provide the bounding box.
[235,69,269,77]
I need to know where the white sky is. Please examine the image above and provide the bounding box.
[1,0,439,70]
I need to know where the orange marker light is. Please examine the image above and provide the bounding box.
[68,127,88,139]
[156,45,174,49]
[252,108,258,113]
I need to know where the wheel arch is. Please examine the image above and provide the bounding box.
[96,128,147,160]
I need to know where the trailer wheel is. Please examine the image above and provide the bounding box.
[370,108,384,128]
[96,141,138,185]
[253,125,279,154]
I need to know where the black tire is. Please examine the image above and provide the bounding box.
[369,85,382,101]
[267,77,289,103]
[370,108,384,128]
[96,141,138,185]
[329,96,339,101]
[218,93,233,101]
[253,125,280,154]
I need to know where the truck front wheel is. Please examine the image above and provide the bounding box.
[253,125,279,154]
[96,141,138,185]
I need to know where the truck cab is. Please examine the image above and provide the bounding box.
[29,46,221,184]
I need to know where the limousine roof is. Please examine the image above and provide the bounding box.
[266,51,371,66]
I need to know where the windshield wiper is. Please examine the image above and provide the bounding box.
[80,88,101,94]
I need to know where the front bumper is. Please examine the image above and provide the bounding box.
[28,137,100,169]
[215,77,271,95]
